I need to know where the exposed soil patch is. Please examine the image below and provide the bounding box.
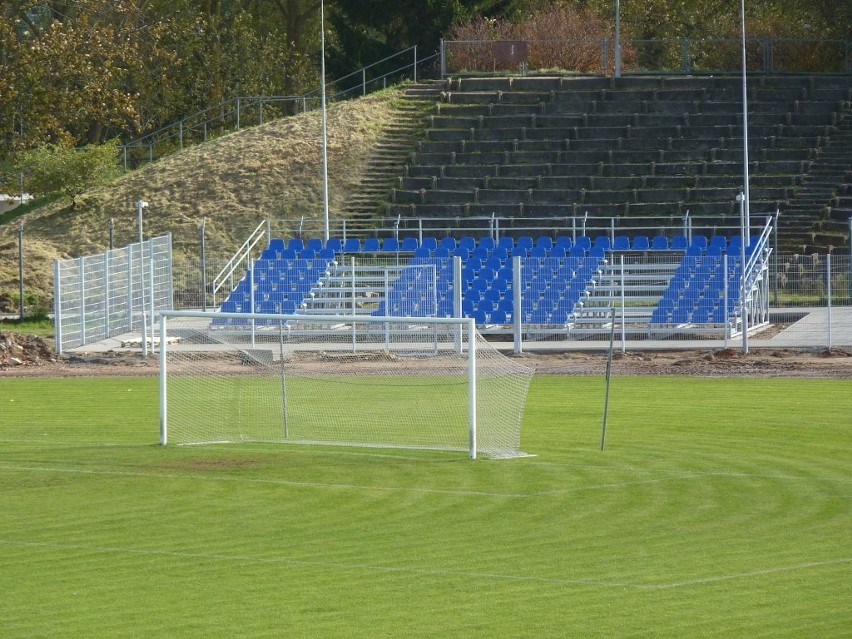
[2,330,851,380]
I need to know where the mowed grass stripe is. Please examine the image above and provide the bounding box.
[1,375,849,638]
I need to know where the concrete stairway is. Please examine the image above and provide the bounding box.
[384,74,851,250]
[339,82,444,229]
[781,110,852,252]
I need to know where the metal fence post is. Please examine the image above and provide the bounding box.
[362,68,367,96]
[104,251,111,338]
[18,222,24,320]
[54,260,63,353]
[513,256,522,354]
[179,120,184,150]
[201,219,207,311]
[827,253,832,349]
[414,45,418,83]
[236,98,241,130]
[440,39,446,78]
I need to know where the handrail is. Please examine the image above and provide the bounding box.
[743,217,774,294]
[119,46,438,169]
[440,36,851,76]
[212,220,268,305]
[266,213,776,243]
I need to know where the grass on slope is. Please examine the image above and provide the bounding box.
[0,375,849,638]
[0,86,416,305]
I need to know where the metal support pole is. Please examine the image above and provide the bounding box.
[827,253,832,349]
[614,0,622,78]
[109,217,115,251]
[468,319,477,460]
[320,0,330,242]
[513,256,523,354]
[136,200,148,356]
[440,39,446,79]
[159,313,168,445]
[201,218,207,311]
[54,260,63,353]
[413,45,418,83]
[18,222,24,320]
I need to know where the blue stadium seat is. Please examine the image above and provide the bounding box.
[516,236,535,251]
[574,236,592,251]
[421,237,438,252]
[400,237,419,252]
[497,236,514,252]
[382,237,400,252]
[671,235,689,250]
[440,237,457,251]
[478,237,495,251]
[458,236,476,251]
[325,237,343,253]
[690,235,708,250]
[554,236,572,251]
[651,235,669,250]
[363,237,381,252]
[632,235,650,251]
[536,236,554,250]
[306,238,324,252]
[613,235,631,251]
[288,238,304,252]
[593,236,611,251]
[343,238,361,253]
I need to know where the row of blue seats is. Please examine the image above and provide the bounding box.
[225,239,749,326]
[264,234,756,259]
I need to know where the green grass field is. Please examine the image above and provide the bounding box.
[1,375,849,638]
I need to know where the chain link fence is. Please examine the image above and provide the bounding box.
[54,235,172,353]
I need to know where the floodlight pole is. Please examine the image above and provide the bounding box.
[739,0,750,354]
[614,0,622,78]
[320,0,330,242]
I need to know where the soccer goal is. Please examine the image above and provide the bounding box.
[158,311,533,459]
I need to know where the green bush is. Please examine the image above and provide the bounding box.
[17,139,121,208]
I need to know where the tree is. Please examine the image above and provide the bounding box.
[18,139,121,208]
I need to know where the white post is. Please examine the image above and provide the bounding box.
[159,314,168,445]
[723,254,730,348]
[54,260,63,353]
[513,255,523,354]
[740,193,748,353]
[614,0,622,78]
[468,318,477,460]
[620,254,626,351]
[827,253,832,349]
[320,0,330,242]
[104,251,111,339]
[149,248,156,354]
[250,258,256,347]
[454,255,463,353]
[136,200,149,357]
[79,258,86,347]
[740,0,751,355]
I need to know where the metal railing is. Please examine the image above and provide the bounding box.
[440,37,852,77]
[119,46,440,171]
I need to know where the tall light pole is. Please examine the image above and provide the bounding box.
[739,0,750,353]
[615,0,622,78]
[320,0,330,242]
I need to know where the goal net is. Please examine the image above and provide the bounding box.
[158,311,533,459]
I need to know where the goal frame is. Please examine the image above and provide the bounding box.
[158,310,480,458]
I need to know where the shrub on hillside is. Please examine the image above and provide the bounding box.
[17,139,121,209]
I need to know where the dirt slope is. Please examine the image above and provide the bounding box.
[0,87,408,307]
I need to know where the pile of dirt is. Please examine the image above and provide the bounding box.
[0,331,56,367]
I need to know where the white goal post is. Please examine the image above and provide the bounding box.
[158,310,532,459]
